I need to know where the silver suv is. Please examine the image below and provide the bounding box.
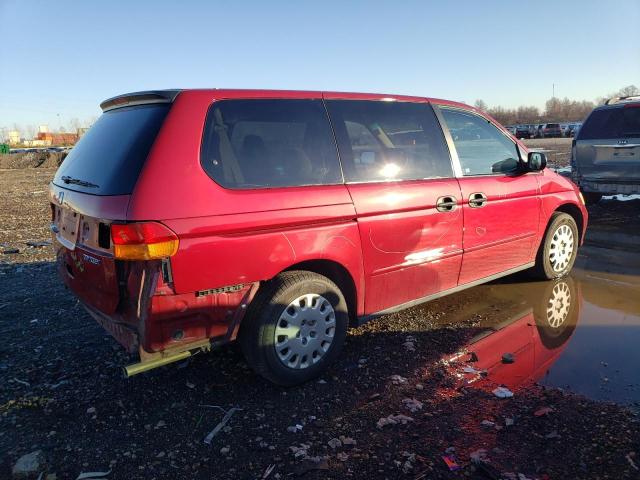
[572,96,640,204]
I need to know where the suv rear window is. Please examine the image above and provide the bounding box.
[53,104,170,195]
[200,99,342,189]
[546,124,560,128]
[578,106,640,140]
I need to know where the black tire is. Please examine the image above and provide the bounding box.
[531,212,579,280]
[582,192,602,206]
[238,271,348,386]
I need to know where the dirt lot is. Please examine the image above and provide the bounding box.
[1,165,640,480]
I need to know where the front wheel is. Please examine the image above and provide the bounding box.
[238,271,348,386]
[531,212,579,280]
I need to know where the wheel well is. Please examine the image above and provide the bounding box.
[555,203,584,242]
[284,260,358,325]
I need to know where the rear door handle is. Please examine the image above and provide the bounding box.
[436,196,458,213]
[468,192,488,208]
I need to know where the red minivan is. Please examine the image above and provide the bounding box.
[50,89,587,385]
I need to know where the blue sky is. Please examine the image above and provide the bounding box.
[1,0,638,130]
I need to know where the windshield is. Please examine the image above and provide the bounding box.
[578,106,640,140]
[53,104,170,195]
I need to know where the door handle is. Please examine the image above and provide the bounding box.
[436,196,458,212]
[468,192,488,208]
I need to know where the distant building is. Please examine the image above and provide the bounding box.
[8,131,21,145]
[35,131,78,146]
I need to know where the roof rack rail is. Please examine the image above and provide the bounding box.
[604,95,640,105]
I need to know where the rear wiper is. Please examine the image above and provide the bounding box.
[61,175,99,188]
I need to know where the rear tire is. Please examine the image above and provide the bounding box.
[582,192,602,205]
[238,271,348,386]
[531,212,579,280]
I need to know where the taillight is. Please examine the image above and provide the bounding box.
[110,222,179,260]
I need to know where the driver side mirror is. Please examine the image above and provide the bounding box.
[527,151,547,171]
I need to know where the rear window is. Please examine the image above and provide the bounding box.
[200,99,342,189]
[546,124,560,128]
[53,104,170,195]
[578,106,640,140]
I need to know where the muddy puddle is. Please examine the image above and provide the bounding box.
[431,263,640,410]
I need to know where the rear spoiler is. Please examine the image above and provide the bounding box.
[100,90,182,112]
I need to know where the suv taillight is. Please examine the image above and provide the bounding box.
[111,222,179,260]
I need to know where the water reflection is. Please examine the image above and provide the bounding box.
[442,270,640,408]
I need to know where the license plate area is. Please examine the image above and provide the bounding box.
[54,206,81,249]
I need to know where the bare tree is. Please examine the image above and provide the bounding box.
[474,99,488,112]
[23,124,37,140]
[68,117,81,132]
[617,85,639,97]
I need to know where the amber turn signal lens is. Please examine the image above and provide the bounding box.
[111,222,179,260]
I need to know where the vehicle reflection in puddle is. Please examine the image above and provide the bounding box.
[442,269,640,408]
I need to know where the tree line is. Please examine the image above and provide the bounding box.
[474,85,639,126]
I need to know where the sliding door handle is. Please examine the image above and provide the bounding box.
[436,196,458,212]
[469,192,488,208]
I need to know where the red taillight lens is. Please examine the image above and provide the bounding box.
[111,222,179,260]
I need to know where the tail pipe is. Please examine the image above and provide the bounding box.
[123,340,211,378]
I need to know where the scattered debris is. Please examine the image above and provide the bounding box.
[26,241,51,248]
[287,424,303,433]
[504,417,515,427]
[401,398,423,413]
[626,453,639,471]
[481,419,496,429]
[470,448,489,463]
[534,407,554,417]
[86,407,96,414]
[75,471,111,480]
[403,335,416,351]
[327,438,342,449]
[389,374,408,385]
[12,450,47,479]
[376,414,414,429]
[442,455,460,471]
[3,248,20,254]
[492,386,514,398]
[203,407,242,444]
[339,435,356,446]
[289,443,311,459]
[545,430,561,439]
[336,452,349,462]
[261,464,276,479]
[12,377,30,387]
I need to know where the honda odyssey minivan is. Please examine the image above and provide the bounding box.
[50,89,587,385]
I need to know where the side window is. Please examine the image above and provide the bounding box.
[200,99,342,188]
[440,108,520,175]
[325,100,453,182]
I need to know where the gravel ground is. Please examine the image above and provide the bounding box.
[1,167,640,480]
